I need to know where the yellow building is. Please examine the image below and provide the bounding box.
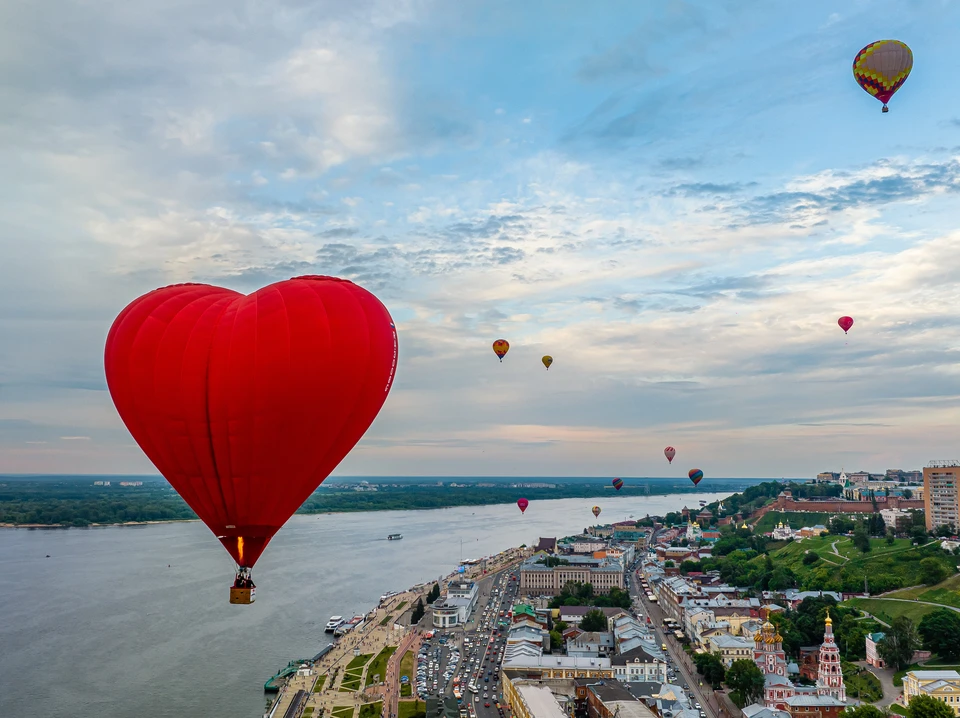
[903,670,960,715]
[502,679,569,718]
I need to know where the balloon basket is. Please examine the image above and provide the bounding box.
[230,586,256,604]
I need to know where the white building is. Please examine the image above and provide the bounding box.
[432,581,479,628]
[611,645,668,683]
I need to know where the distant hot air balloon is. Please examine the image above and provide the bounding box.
[517,498,529,514]
[664,447,676,464]
[104,276,398,604]
[592,506,601,518]
[689,469,704,487]
[838,316,854,334]
[542,355,553,370]
[853,40,913,113]
[493,339,510,362]
[612,477,624,491]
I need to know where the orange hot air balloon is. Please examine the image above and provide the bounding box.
[542,355,553,370]
[493,340,510,362]
[517,498,529,514]
[591,506,601,519]
[664,447,676,464]
[853,40,913,113]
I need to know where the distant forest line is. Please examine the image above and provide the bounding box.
[0,475,760,527]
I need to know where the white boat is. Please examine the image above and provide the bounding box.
[325,616,345,633]
[387,533,403,540]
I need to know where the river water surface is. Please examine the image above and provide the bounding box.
[0,491,730,718]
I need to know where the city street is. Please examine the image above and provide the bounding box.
[630,565,732,718]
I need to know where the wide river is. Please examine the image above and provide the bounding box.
[0,491,730,718]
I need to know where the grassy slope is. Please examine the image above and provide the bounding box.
[887,574,960,608]
[765,537,953,592]
[846,598,940,624]
[753,512,839,533]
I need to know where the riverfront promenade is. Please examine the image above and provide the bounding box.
[266,546,527,718]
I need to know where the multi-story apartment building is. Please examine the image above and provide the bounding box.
[519,555,624,596]
[924,462,960,531]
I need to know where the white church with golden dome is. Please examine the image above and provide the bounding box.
[752,612,851,715]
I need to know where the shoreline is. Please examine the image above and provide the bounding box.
[266,545,528,718]
[0,489,735,529]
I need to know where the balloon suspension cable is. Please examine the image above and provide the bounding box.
[234,566,255,589]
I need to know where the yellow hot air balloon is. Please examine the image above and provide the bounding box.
[853,40,913,113]
[542,355,553,370]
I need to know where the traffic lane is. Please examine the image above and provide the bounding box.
[635,592,716,718]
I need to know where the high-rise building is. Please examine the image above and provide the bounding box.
[924,462,960,531]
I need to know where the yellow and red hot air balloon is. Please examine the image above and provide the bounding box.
[853,40,913,113]
[542,355,553,370]
[591,505,601,519]
[493,339,510,362]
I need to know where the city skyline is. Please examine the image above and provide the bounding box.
[2,1,960,477]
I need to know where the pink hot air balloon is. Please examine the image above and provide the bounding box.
[664,447,676,464]
[517,498,529,514]
[838,316,854,334]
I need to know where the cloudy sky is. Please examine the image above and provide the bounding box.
[2,0,960,478]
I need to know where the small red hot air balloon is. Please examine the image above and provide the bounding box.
[104,276,398,604]
[664,447,676,464]
[493,339,510,362]
[612,477,624,491]
[838,316,854,334]
[517,498,529,514]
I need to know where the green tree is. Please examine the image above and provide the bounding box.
[579,609,607,632]
[878,616,921,670]
[903,488,914,500]
[911,525,929,544]
[693,652,726,687]
[907,694,956,718]
[725,659,765,707]
[886,530,896,545]
[803,552,821,565]
[853,525,871,553]
[549,630,564,653]
[918,609,960,662]
[768,566,797,591]
[919,557,948,586]
[841,705,885,718]
[664,560,676,568]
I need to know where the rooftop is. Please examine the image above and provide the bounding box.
[516,685,567,718]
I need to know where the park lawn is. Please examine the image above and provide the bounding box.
[842,662,882,702]
[398,700,427,718]
[401,683,412,697]
[846,598,940,625]
[366,646,398,687]
[395,601,408,612]
[304,708,315,716]
[359,702,383,718]
[399,650,414,681]
[380,614,395,627]
[332,708,354,718]
[889,705,907,715]
[347,653,374,671]
[313,675,327,692]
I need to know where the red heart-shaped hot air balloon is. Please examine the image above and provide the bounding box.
[104,276,398,597]
[517,498,529,514]
[838,316,854,334]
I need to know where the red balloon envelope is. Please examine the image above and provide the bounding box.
[517,498,529,514]
[838,316,854,334]
[104,276,398,574]
[664,446,676,464]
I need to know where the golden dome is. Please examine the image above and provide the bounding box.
[774,632,783,642]
[754,632,763,643]
[825,609,832,626]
